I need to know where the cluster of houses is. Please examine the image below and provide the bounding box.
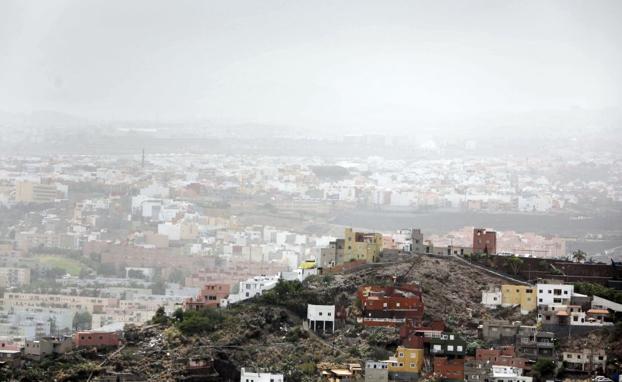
[0,329,121,368]
[482,281,619,329]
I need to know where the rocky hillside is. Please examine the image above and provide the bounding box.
[0,254,568,382]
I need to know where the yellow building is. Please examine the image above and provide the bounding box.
[501,284,536,314]
[388,346,424,375]
[15,181,58,203]
[299,259,317,270]
[343,228,383,263]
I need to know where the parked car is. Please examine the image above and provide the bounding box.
[593,376,613,382]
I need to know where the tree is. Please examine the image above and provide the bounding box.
[505,256,523,275]
[151,277,166,295]
[572,249,587,263]
[172,308,184,322]
[531,359,556,381]
[176,308,224,335]
[151,306,169,325]
[72,311,92,331]
[127,269,146,280]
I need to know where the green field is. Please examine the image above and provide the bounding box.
[35,255,86,276]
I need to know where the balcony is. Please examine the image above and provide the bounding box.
[537,342,554,349]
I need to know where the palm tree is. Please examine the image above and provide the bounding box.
[505,256,524,275]
[572,249,587,263]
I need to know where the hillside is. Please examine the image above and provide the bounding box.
[2,254,543,382]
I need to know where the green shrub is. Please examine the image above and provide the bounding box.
[176,308,224,335]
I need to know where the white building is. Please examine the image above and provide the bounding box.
[491,366,532,382]
[536,283,573,306]
[223,275,280,306]
[307,304,335,333]
[481,289,502,308]
[240,367,283,382]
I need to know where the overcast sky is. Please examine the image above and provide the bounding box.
[1,0,621,128]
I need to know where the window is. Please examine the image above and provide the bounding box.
[448,345,454,351]
[399,352,404,357]
[577,355,581,359]
[319,312,322,316]
[327,312,331,316]
[410,363,415,368]
[457,346,463,352]
[399,363,404,367]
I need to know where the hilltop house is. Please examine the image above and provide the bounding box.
[357,284,424,327]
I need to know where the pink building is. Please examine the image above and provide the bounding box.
[73,331,120,348]
[183,283,230,310]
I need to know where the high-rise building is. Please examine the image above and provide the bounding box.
[15,181,58,204]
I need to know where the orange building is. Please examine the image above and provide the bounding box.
[357,284,424,327]
[183,283,230,310]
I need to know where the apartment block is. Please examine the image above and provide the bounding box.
[15,181,59,204]
[0,267,31,288]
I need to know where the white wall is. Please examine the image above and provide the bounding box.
[307,304,335,322]
[240,368,283,382]
[482,290,502,307]
[537,284,573,306]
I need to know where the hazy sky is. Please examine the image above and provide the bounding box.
[1,0,621,127]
